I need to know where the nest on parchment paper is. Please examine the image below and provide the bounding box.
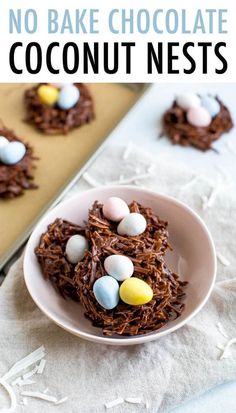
[0,125,38,199]
[24,83,94,135]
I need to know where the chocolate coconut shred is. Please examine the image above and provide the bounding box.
[35,201,187,336]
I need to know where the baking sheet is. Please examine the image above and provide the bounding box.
[0,83,140,268]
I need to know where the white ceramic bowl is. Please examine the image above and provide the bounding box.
[24,186,216,345]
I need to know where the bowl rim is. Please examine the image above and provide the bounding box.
[23,185,217,346]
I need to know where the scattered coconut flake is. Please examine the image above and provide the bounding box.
[216,343,225,351]
[37,359,46,375]
[125,397,142,404]
[2,346,45,381]
[135,166,141,174]
[216,322,229,339]
[202,187,220,210]
[220,338,236,360]
[217,252,230,267]
[122,142,133,160]
[43,387,49,394]
[18,379,36,387]
[20,391,57,403]
[23,365,39,380]
[11,377,22,387]
[145,401,150,409]
[55,396,68,405]
[0,379,17,412]
[105,398,124,409]
[147,164,156,174]
[82,172,101,188]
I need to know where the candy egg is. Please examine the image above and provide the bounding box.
[0,136,9,150]
[102,197,130,222]
[65,234,88,264]
[57,84,80,110]
[0,141,26,165]
[93,276,119,310]
[176,92,201,111]
[49,83,64,89]
[187,107,212,128]
[120,277,153,306]
[38,85,59,106]
[201,95,220,118]
[117,213,147,236]
[104,255,134,281]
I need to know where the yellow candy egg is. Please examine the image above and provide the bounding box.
[38,85,59,106]
[119,277,153,306]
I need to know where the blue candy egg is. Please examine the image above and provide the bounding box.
[0,141,26,165]
[93,276,119,310]
[201,95,220,118]
[57,84,80,110]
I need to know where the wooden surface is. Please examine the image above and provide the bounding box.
[0,84,138,265]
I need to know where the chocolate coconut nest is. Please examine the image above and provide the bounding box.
[24,83,94,135]
[0,126,37,199]
[162,97,233,151]
[35,201,187,337]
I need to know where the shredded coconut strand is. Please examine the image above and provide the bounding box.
[23,365,39,380]
[0,379,17,412]
[202,187,220,210]
[22,398,28,406]
[37,359,46,375]
[122,142,133,160]
[216,252,230,267]
[2,346,45,381]
[107,172,154,186]
[181,176,199,190]
[17,379,36,387]
[216,322,229,339]
[55,396,69,405]
[105,398,124,409]
[20,391,57,403]
[220,338,236,360]
[82,172,101,188]
[43,387,49,394]
[145,401,150,409]
[125,397,142,404]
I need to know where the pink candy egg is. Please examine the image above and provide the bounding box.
[103,197,130,222]
[187,107,212,128]
[49,83,64,89]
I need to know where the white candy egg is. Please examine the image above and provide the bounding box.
[117,213,147,236]
[103,197,130,222]
[0,141,26,165]
[93,276,120,310]
[0,136,9,150]
[176,93,201,111]
[65,234,88,264]
[57,84,80,110]
[201,95,220,118]
[187,107,212,128]
[104,255,134,281]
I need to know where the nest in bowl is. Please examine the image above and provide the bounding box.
[35,200,187,336]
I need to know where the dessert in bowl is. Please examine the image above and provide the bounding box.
[24,186,216,345]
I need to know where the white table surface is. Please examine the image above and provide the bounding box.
[108,83,236,412]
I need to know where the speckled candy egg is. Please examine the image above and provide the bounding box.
[201,95,220,118]
[187,107,212,128]
[176,92,201,111]
[65,234,88,264]
[117,213,147,236]
[120,277,153,306]
[93,276,120,310]
[57,84,80,110]
[0,141,26,165]
[104,255,134,281]
[38,85,59,106]
[102,197,130,222]
[0,136,9,150]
